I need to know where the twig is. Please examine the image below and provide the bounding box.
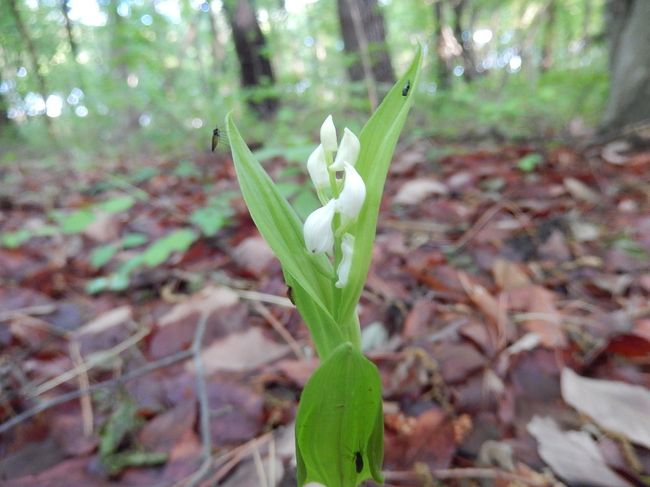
[0,348,192,435]
[27,326,150,398]
[69,340,93,436]
[384,467,553,486]
[252,301,304,360]
[185,310,213,487]
[236,289,294,308]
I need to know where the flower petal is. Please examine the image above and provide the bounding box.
[336,233,355,288]
[331,127,360,170]
[307,144,329,189]
[320,115,338,152]
[303,199,336,254]
[336,162,366,220]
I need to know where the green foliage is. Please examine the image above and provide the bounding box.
[227,48,422,486]
[98,398,167,476]
[517,153,543,172]
[296,343,383,487]
[141,229,198,267]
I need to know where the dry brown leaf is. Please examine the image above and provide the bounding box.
[158,286,239,328]
[564,177,601,204]
[527,416,633,487]
[232,236,276,277]
[393,178,448,205]
[74,306,132,336]
[188,327,289,375]
[561,368,650,449]
[492,258,530,290]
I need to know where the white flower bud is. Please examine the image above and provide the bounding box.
[320,115,338,152]
[336,162,366,220]
[331,127,360,171]
[303,199,337,254]
[336,233,355,288]
[307,144,329,189]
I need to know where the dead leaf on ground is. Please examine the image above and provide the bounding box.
[393,178,448,205]
[561,368,650,449]
[492,258,530,291]
[187,327,289,375]
[527,415,633,487]
[232,236,276,277]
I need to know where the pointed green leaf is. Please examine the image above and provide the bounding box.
[296,342,383,487]
[227,114,343,358]
[339,47,423,324]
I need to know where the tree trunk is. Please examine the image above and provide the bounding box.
[451,0,477,82]
[7,0,53,132]
[61,0,79,60]
[600,0,650,132]
[432,1,452,89]
[337,0,395,99]
[540,0,557,72]
[223,0,278,119]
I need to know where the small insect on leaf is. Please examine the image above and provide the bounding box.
[211,127,220,152]
[354,451,364,473]
[401,79,411,97]
[286,285,295,305]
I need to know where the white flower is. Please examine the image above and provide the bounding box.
[303,199,337,254]
[336,162,366,220]
[307,144,329,189]
[320,115,338,152]
[331,128,360,171]
[336,233,355,288]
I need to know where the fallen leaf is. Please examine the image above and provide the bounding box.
[232,236,276,277]
[564,177,600,204]
[492,258,530,290]
[74,306,133,355]
[561,368,650,449]
[187,327,289,375]
[527,416,633,487]
[393,178,448,205]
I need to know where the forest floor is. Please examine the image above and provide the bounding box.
[0,138,649,487]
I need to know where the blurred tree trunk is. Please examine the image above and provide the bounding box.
[451,0,477,82]
[0,82,11,131]
[432,0,452,89]
[223,0,278,119]
[337,0,394,108]
[540,0,557,72]
[108,0,139,132]
[600,0,650,132]
[207,0,224,76]
[61,0,79,60]
[7,0,52,132]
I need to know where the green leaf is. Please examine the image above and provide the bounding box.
[91,244,118,268]
[1,229,33,248]
[86,277,109,294]
[517,153,543,172]
[55,209,96,234]
[190,207,229,236]
[141,229,198,267]
[339,46,423,326]
[292,189,320,221]
[296,343,383,487]
[173,160,201,178]
[121,233,148,248]
[97,195,135,213]
[227,114,342,358]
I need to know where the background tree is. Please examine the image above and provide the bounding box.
[337,0,394,108]
[223,0,278,119]
[600,0,650,132]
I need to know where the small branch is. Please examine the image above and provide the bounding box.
[0,349,192,435]
[185,310,213,487]
[252,301,304,360]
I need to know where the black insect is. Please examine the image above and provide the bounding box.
[211,127,220,152]
[354,451,363,473]
[401,79,411,97]
[286,285,295,305]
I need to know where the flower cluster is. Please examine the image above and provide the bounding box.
[303,115,366,288]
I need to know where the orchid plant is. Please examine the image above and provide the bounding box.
[227,48,422,487]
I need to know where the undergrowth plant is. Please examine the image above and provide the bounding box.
[227,47,422,487]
